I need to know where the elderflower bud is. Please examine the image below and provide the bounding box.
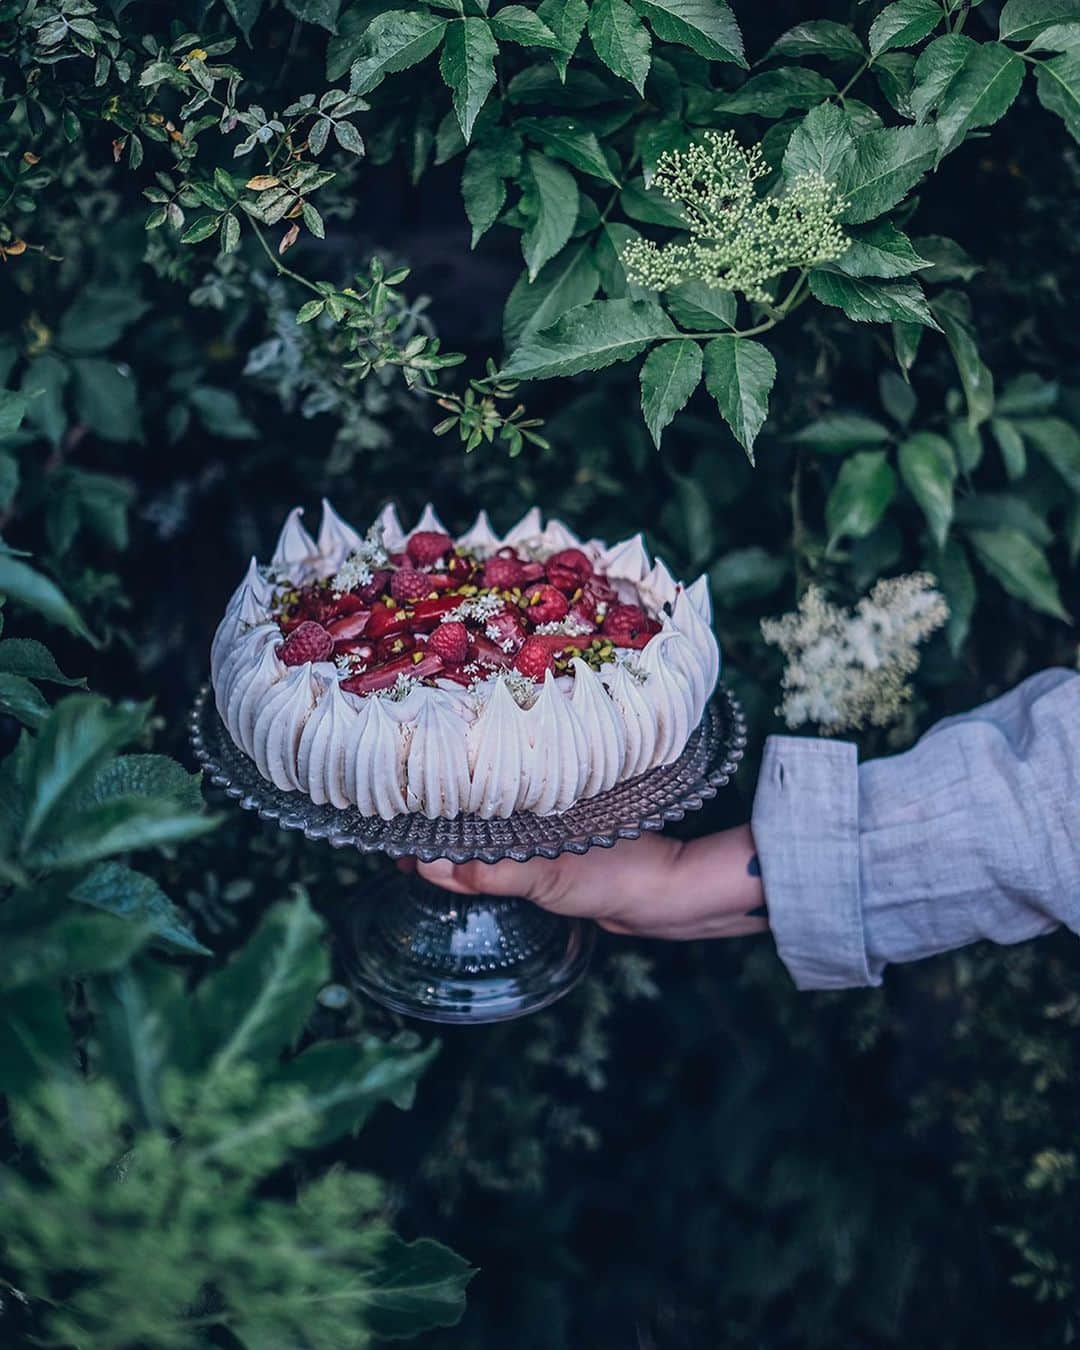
[622,130,849,305]
[760,574,948,734]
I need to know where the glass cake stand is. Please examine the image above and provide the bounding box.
[189,683,746,1025]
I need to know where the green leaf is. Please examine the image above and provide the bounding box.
[1,911,151,994]
[832,220,930,279]
[781,101,856,183]
[766,21,865,63]
[1000,0,1080,44]
[838,124,938,225]
[71,862,210,956]
[461,141,518,244]
[792,413,892,453]
[997,372,1059,415]
[588,0,651,94]
[348,11,448,95]
[809,271,939,328]
[93,963,182,1128]
[956,492,1053,544]
[364,1235,474,1340]
[520,152,579,280]
[0,389,27,440]
[500,299,676,380]
[931,291,994,428]
[0,674,50,729]
[72,358,142,443]
[718,67,836,117]
[537,0,589,78]
[631,0,746,66]
[439,18,499,143]
[893,320,923,377]
[913,233,981,281]
[180,214,221,244]
[189,386,258,439]
[1034,49,1080,143]
[620,176,688,227]
[899,430,956,548]
[927,537,977,654]
[0,984,71,1095]
[21,353,69,448]
[35,798,214,871]
[709,547,788,604]
[639,339,703,448]
[87,753,205,815]
[991,418,1027,480]
[665,280,736,331]
[284,0,341,32]
[57,287,150,356]
[0,449,16,513]
[503,242,600,347]
[968,528,1071,621]
[489,5,561,48]
[1012,417,1080,493]
[936,43,1025,158]
[826,451,898,550]
[868,0,943,57]
[296,298,325,323]
[517,116,619,182]
[0,638,82,686]
[910,33,976,122]
[702,335,776,462]
[194,892,329,1077]
[0,554,94,644]
[223,0,264,43]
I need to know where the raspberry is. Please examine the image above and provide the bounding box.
[279,620,333,666]
[513,637,556,679]
[391,568,435,603]
[524,583,569,627]
[602,603,660,648]
[406,530,454,567]
[547,547,593,578]
[428,620,469,665]
[353,568,391,603]
[483,556,526,589]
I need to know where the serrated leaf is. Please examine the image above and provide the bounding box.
[968,527,1071,621]
[363,1235,475,1341]
[639,339,702,447]
[832,221,930,278]
[194,893,329,1078]
[71,862,210,956]
[538,0,588,78]
[0,555,94,644]
[57,287,150,356]
[838,124,938,224]
[440,18,498,142]
[931,291,994,428]
[224,0,264,43]
[0,984,71,1096]
[702,335,776,462]
[781,101,856,183]
[1034,48,1080,143]
[910,33,976,124]
[0,638,82,686]
[588,0,651,94]
[0,674,49,729]
[936,42,1025,158]
[825,451,898,549]
[461,139,520,244]
[520,152,579,280]
[284,0,341,32]
[868,0,943,57]
[500,298,677,379]
[87,753,205,815]
[489,5,561,49]
[517,116,618,182]
[665,280,736,331]
[1,911,152,994]
[718,67,835,117]
[810,270,939,328]
[631,0,746,66]
[899,430,956,548]
[503,242,599,347]
[349,11,448,95]
[72,358,142,444]
[766,20,865,63]
[1012,417,1080,493]
[1000,0,1080,44]
[792,413,892,453]
[93,963,183,1128]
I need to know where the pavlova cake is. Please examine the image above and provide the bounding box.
[210,502,719,819]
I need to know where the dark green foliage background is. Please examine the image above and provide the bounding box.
[2,0,1080,1346]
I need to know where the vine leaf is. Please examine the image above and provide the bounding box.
[702,335,776,463]
[639,339,703,448]
[440,18,499,143]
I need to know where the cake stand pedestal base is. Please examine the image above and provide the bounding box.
[344,872,594,1024]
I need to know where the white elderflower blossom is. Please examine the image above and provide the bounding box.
[622,130,848,304]
[472,669,540,710]
[535,615,595,637]
[332,526,389,593]
[441,593,505,624]
[375,672,418,702]
[761,574,948,734]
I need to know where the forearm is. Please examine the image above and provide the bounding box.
[667,826,765,939]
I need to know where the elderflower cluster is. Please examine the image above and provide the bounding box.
[760,574,948,734]
[441,593,505,624]
[622,131,849,304]
[472,669,540,710]
[374,672,418,702]
[332,526,389,593]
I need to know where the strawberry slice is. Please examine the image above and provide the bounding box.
[340,652,443,694]
[365,602,414,639]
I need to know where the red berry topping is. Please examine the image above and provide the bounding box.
[390,568,435,603]
[513,637,556,679]
[448,552,478,582]
[365,602,414,640]
[471,634,511,669]
[567,600,599,633]
[410,595,467,630]
[354,568,391,603]
[341,652,443,695]
[328,590,368,617]
[279,620,333,667]
[524,583,569,627]
[406,531,454,567]
[428,620,469,665]
[325,610,370,640]
[482,556,527,590]
[484,608,527,653]
[602,603,661,648]
[548,547,593,578]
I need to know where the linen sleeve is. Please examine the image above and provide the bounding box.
[750,668,1080,991]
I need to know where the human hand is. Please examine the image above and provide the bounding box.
[412,825,768,941]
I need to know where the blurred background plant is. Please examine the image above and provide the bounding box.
[1,0,1079,1346]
